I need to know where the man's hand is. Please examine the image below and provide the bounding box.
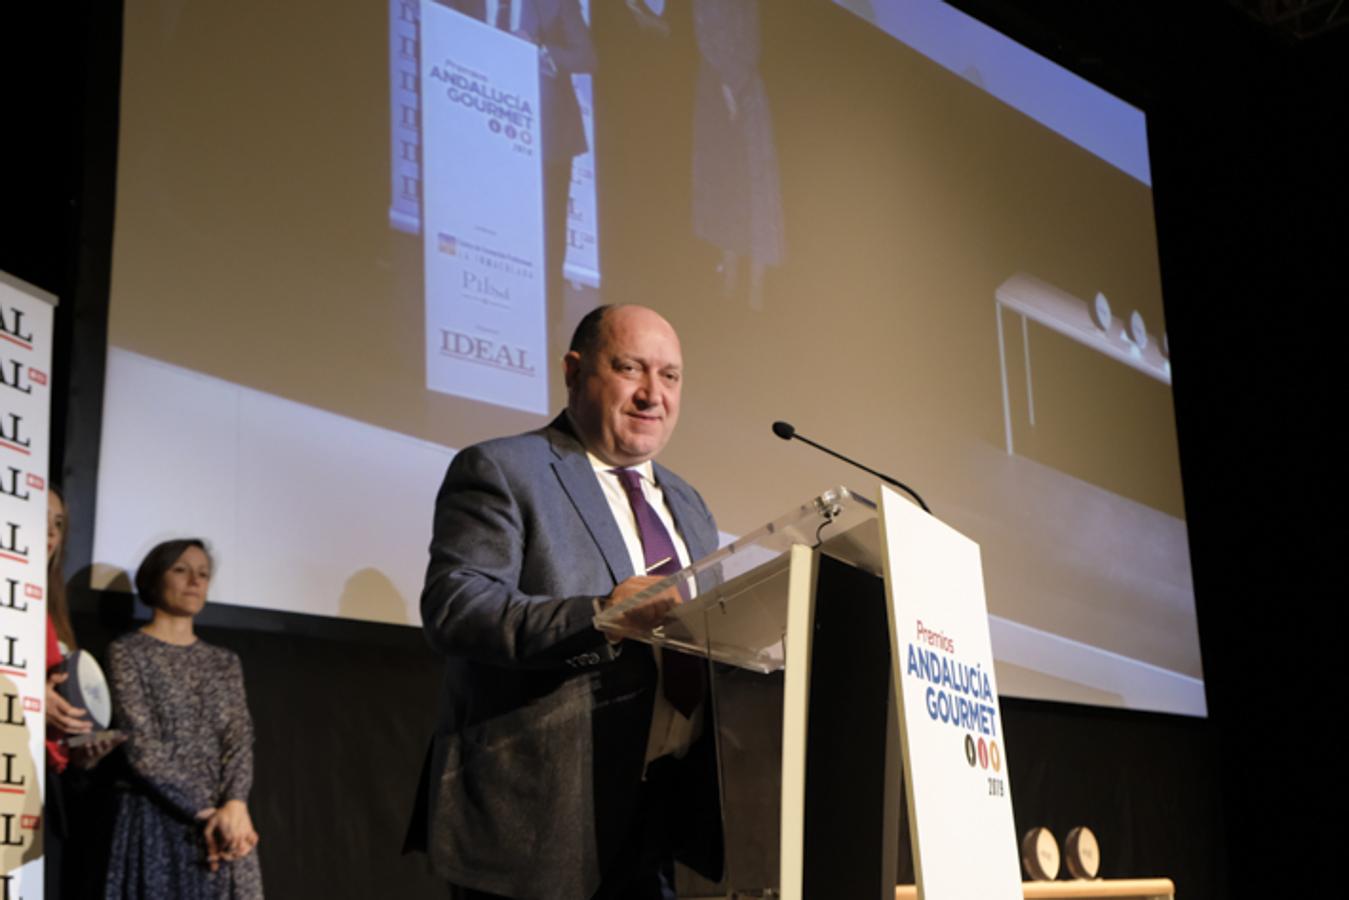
[45,672,93,736]
[597,575,683,637]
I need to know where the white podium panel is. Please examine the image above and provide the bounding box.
[880,486,1021,900]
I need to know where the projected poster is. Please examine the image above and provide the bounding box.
[391,0,601,415]
[420,4,547,414]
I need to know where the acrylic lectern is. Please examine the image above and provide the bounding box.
[594,487,902,900]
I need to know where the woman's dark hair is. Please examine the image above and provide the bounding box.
[134,538,211,610]
[48,485,76,651]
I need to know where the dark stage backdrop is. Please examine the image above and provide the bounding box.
[66,596,1226,899]
[4,1,1346,899]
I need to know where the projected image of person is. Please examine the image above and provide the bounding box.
[692,0,785,310]
[407,305,722,899]
[442,0,597,339]
[105,539,262,899]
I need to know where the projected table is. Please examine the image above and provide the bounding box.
[994,272,1171,456]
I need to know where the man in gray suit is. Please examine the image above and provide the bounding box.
[409,305,723,900]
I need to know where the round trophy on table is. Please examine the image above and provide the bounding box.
[1020,827,1060,881]
[1064,825,1101,879]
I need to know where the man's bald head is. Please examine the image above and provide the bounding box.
[564,306,684,467]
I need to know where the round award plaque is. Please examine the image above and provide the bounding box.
[1064,825,1101,880]
[1128,310,1149,350]
[56,649,114,730]
[1092,292,1112,332]
[1020,827,1060,881]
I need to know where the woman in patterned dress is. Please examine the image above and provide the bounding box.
[105,539,263,899]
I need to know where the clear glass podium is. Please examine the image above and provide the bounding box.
[594,487,900,900]
[594,485,882,671]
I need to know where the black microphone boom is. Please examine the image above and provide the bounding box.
[771,420,931,513]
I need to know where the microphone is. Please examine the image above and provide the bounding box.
[771,420,931,513]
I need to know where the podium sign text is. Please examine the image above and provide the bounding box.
[879,487,1021,900]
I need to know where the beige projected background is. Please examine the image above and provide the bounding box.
[104,0,1197,713]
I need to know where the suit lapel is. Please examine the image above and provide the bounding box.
[658,465,714,561]
[547,417,635,585]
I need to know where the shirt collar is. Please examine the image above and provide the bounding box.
[563,410,658,485]
[587,451,655,486]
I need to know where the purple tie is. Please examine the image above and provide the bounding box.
[612,468,705,718]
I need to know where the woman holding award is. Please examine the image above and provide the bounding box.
[105,538,263,899]
[45,486,126,898]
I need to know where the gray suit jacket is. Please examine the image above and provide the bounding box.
[409,414,722,900]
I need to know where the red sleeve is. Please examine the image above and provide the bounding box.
[45,616,68,773]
